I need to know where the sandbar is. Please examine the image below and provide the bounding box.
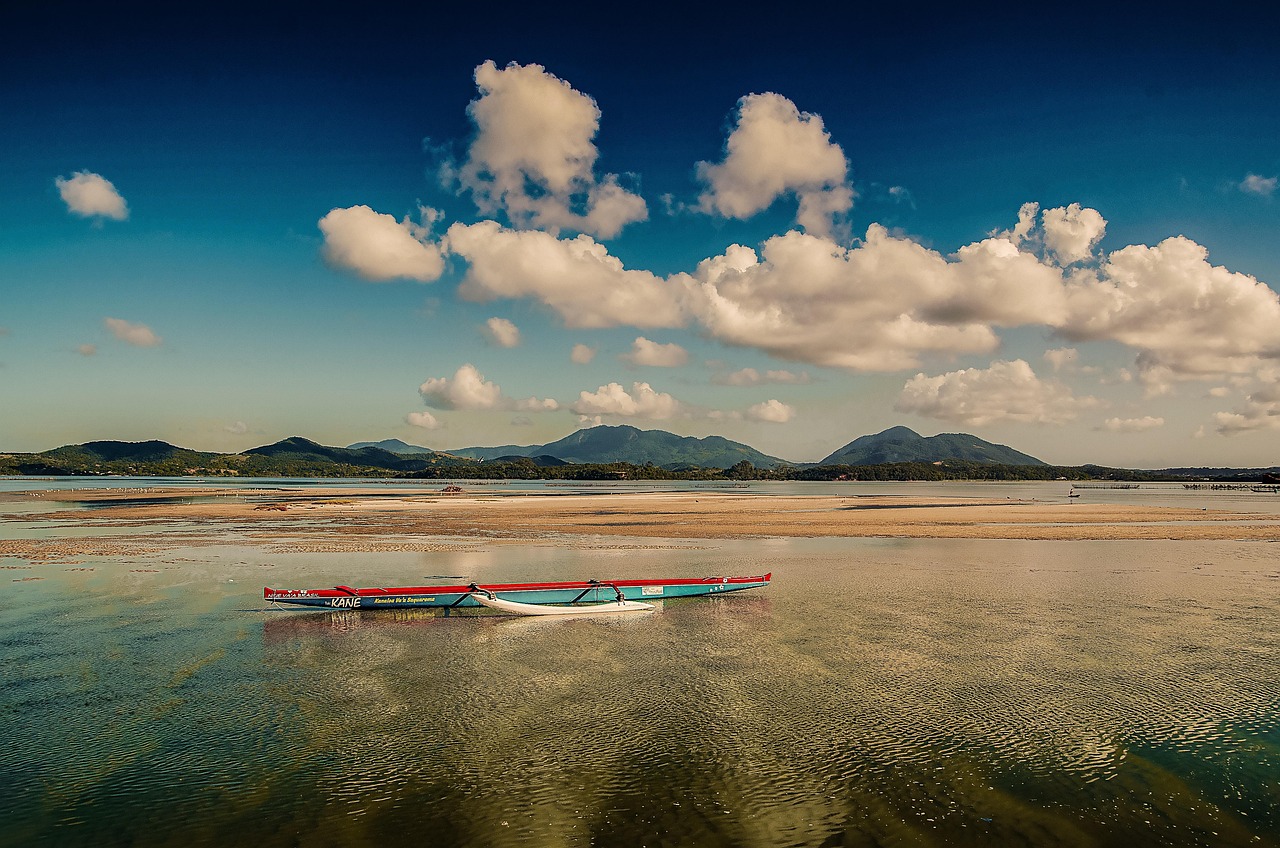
[2,487,1278,562]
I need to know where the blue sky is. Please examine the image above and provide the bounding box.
[3,2,1280,467]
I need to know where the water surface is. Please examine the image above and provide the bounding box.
[1,482,1277,847]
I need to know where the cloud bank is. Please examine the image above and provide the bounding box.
[313,61,1280,440]
[895,360,1099,426]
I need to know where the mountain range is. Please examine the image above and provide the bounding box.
[354,424,1038,470]
[7,426,1278,480]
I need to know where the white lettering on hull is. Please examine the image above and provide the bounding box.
[328,596,362,608]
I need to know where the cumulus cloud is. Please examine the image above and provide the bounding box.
[446,220,687,328]
[424,198,1280,393]
[418,364,557,413]
[1060,235,1280,385]
[318,205,444,282]
[454,61,646,239]
[621,336,688,367]
[224,421,249,435]
[571,381,681,419]
[696,93,852,237]
[405,411,444,430]
[745,399,795,423]
[713,367,812,386]
[1041,203,1106,264]
[570,343,596,364]
[1099,416,1164,432]
[688,227,1056,371]
[104,317,161,347]
[895,359,1099,426]
[482,317,521,348]
[76,343,97,357]
[55,171,128,220]
[1240,174,1278,197]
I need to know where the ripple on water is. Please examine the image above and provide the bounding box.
[2,537,1278,847]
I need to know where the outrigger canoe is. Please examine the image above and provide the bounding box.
[264,573,771,612]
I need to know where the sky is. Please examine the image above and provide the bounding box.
[2,2,1280,468]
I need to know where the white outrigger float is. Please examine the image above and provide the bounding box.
[469,588,654,616]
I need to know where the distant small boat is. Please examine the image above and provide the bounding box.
[264,573,771,611]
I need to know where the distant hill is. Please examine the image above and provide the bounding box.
[245,436,450,472]
[348,438,438,455]
[450,425,788,470]
[38,440,218,467]
[447,442,543,462]
[819,426,1046,466]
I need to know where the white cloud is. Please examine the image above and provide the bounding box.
[104,317,161,347]
[714,367,811,386]
[436,201,1280,390]
[1240,174,1278,197]
[621,336,688,367]
[405,411,444,430]
[418,364,557,413]
[688,227,1058,371]
[696,93,852,237]
[419,364,506,410]
[1100,416,1164,433]
[515,396,560,412]
[570,343,597,364]
[318,205,444,282]
[76,343,96,357]
[454,60,646,239]
[1060,235,1280,384]
[482,317,521,348]
[224,421,249,435]
[55,171,128,220]
[1043,347,1078,372]
[446,220,687,328]
[745,399,795,423]
[571,381,681,419]
[895,359,1099,426]
[1041,203,1106,264]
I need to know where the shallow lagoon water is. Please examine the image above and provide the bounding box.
[1,481,1278,847]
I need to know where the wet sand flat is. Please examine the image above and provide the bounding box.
[4,489,1278,562]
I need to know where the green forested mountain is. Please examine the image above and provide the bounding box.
[819,426,1046,466]
[242,437,466,473]
[451,425,788,470]
[1,436,468,477]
